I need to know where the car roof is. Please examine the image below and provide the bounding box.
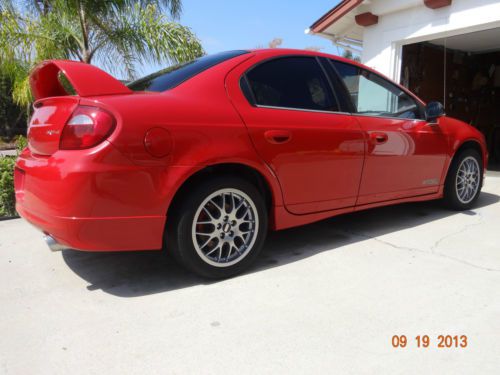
[249,48,365,68]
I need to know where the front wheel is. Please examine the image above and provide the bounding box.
[443,148,483,210]
[166,177,268,279]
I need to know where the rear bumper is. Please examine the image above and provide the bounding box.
[16,203,165,251]
[13,141,189,251]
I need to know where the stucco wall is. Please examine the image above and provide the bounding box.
[361,0,500,81]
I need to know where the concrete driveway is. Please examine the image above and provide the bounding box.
[1,173,500,374]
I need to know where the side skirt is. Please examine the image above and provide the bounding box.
[271,187,444,231]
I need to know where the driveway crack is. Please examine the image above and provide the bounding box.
[431,211,483,252]
[340,217,500,272]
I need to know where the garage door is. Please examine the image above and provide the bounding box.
[401,28,500,165]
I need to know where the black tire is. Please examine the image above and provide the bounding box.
[443,148,483,210]
[166,176,268,279]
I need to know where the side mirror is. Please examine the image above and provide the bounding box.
[425,101,445,123]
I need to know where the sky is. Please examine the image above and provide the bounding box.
[139,0,342,75]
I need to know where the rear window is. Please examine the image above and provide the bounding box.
[128,50,249,92]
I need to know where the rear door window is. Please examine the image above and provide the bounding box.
[244,57,339,112]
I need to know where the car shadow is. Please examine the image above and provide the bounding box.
[62,192,499,297]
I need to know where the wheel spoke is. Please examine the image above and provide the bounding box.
[208,199,220,211]
[197,220,215,225]
[232,242,243,254]
[196,223,216,233]
[200,236,216,249]
[239,206,251,220]
[235,199,245,211]
[231,192,236,212]
[227,244,234,258]
[206,244,220,257]
[222,193,227,213]
[203,207,217,220]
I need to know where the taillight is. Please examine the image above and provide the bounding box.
[60,106,116,150]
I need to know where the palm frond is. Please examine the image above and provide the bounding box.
[88,3,203,79]
[0,0,204,106]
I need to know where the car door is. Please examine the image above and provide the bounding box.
[329,59,449,205]
[226,54,365,214]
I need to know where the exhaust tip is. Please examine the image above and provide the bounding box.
[44,235,67,252]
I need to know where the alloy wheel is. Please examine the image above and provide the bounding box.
[455,156,480,204]
[191,188,259,267]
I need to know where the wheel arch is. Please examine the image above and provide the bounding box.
[444,139,486,185]
[453,139,485,165]
[166,162,279,221]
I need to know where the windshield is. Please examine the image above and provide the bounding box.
[128,50,249,92]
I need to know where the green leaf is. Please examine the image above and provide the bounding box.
[0,0,204,106]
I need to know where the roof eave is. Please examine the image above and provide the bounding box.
[310,0,363,33]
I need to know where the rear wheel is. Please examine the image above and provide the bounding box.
[167,177,267,279]
[443,148,483,210]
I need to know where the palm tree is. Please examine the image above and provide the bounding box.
[0,0,204,108]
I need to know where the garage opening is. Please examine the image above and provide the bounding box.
[401,28,500,166]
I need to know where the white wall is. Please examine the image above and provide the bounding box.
[361,0,500,81]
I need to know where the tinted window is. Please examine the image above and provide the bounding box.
[318,57,354,112]
[128,50,248,92]
[245,57,338,112]
[332,60,422,119]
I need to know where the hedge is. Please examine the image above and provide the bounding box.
[0,155,16,217]
[0,136,27,217]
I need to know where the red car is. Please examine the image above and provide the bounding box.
[15,49,487,278]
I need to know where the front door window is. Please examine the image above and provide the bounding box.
[332,60,423,119]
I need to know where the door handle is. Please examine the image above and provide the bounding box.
[370,132,388,144]
[264,130,291,144]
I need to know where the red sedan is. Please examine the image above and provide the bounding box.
[15,49,487,278]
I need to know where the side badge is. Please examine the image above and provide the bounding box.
[422,178,439,185]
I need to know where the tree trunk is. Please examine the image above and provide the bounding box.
[82,52,91,64]
[77,0,91,64]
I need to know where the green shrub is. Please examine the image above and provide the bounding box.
[0,135,25,217]
[0,155,16,217]
[16,135,27,153]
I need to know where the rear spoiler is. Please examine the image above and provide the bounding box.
[30,60,132,100]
